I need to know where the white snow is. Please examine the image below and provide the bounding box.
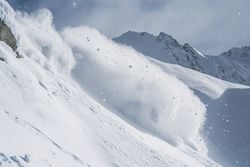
[15,9,76,74]
[114,31,250,86]
[62,26,208,151]
[143,57,250,167]
[149,58,249,99]
[114,31,250,166]
[0,1,223,166]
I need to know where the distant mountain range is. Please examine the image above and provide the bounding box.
[114,31,250,85]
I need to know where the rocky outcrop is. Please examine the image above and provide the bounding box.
[0,19,17,51]
[0,0,22,58]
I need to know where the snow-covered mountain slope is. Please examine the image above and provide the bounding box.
[149,58,249,99]
[0,44,216,167]
[0,1,219,166]
[148,58,250,167]
[114,31,250,85]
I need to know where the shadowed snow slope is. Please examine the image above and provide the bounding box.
[0,1,219,167]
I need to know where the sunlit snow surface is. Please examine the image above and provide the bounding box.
[0,0,242,166]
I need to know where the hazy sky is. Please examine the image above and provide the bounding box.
[9,0,250,54]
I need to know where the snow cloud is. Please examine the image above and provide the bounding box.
[61,26,207,151]
[9,0,250,54]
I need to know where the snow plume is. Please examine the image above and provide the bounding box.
[62,26,207,152]
[1,0,207,153]
[15,9,75,74]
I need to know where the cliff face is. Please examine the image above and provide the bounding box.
[0,0,19,57]
[0,20,17,51]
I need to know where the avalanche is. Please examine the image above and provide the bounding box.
[114,31,250,166]
[0,0,220,166]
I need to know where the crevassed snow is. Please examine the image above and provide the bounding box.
[0,1,220,166]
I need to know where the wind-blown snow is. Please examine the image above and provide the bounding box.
[15,9,75,74]
[0,1,220,166]
[62,26,207,151]
[143,56,250,167]
[114,30,250,166]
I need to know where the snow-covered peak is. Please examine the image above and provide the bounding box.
[157,32,181,48]
[114,31,205,73]
[114,31,250,85]
[120,31,152,38]
[117,31,182,49]
[221,46,250,57]
[220,46,250,65]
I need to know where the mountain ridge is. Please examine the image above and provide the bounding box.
[114,31,250,85]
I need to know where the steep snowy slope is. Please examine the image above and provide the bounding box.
[114,31,250,85]
[0,1,219,166]
[0,44,217,167]
[148,58,250,167]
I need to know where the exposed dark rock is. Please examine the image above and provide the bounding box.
[20,154,30,163]
[0,57,5,61]
[39,81,48,90]
[0,20,17,51]
[16,52,23,58]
